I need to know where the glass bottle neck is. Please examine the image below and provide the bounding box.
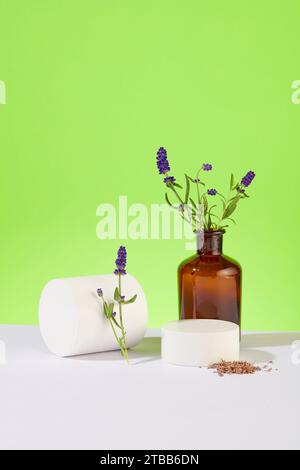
[197,231,224,256]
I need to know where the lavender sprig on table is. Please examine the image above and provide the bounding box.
[156,146,256,231]
[97,246,137,363]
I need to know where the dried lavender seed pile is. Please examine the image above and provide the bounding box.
[208,360,276,377]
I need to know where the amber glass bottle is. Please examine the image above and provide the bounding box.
[178,230,241,327]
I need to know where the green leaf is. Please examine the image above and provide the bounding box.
[103,302,109,318]
[122,294,137,305]
[103,304,108,318]
[105,302,114,319]
[217,192,226,200]
[114,287,120,302]
[165,192,173,207]
[184,174,190,204]
[202,194,208,215]
[230,173,235,190]
[173,183,183,189]
[208,204,217,215]
[223,201,237,219]
[207,213,212,229]
[227,194,241,204]
[111,316,122,329]
[189,197,197,209]
[186,174,195,183]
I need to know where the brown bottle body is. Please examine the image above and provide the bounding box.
[178,231,241,327]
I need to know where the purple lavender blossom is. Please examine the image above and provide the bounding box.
[114,269,126,275]
[202,163,212,171]
[156,147,170,174]
[113,311,117,317]
[163,176,176,185]
[207,188,217,196]
[114,245,127,275]
[241,171,255,187]
[97,288,103,297]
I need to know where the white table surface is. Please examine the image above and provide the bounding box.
[0,325,299,450]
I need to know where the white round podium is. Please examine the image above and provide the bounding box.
[162,319,240,367]
[39,274,148,357]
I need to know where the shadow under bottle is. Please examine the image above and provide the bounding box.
[178,230,241,327]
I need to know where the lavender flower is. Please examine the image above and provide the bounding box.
[241,171,255,187]
[163,176,176,185]
[113,269,127,276]
[97,245,137,364]
[207,188,217,196]
[114,245,127,275]
[156,147,170,174]
[97,288,103,297]
[155,147,256,232]
[202,163,212,171]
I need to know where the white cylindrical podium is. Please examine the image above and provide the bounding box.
[39,274,148,357]
[162,319,239,367]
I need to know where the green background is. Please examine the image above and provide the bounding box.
[1,0,299,329]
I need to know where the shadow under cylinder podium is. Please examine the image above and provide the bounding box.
[39,274,148,357]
